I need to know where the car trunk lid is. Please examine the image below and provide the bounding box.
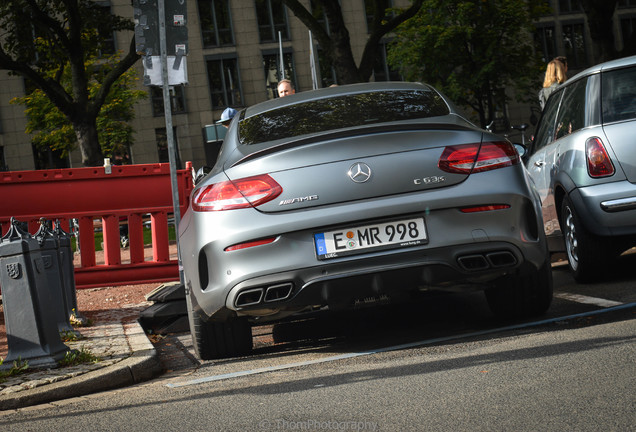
[222,128,483,213]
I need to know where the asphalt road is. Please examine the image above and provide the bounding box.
[0,254,634,431]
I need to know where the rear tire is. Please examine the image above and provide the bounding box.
[190,311,253,360]
[485,258,553,319]
[186,287,253,360]
[560,196,607,283]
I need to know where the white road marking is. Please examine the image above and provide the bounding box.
[555,292,623,308]
[165,302,636,389]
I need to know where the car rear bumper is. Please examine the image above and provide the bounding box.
[223,241,535,315]
[572,180,636,236]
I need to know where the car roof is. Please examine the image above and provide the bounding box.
[242,81,443,119]
[567,55,636,83]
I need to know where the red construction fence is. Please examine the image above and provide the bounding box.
[0,162,193,288]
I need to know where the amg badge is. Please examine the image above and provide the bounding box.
[279,195,319,206]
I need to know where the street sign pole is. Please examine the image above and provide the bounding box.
[158,0,183,284]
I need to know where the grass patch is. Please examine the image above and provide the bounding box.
[70,310,93,327]
[59,329,82,342]
[0,358,29,383]
[72,224,176,252]
[58,346,100,367]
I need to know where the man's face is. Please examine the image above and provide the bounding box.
[278,82,295,97]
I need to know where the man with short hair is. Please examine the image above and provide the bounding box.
[277,79,295,97]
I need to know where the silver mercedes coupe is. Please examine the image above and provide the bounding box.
[179,82,553,359]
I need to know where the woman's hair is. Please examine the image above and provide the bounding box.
[543,60,567,88]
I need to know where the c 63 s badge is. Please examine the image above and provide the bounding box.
[279,195,319,206]
[414,175,446,185]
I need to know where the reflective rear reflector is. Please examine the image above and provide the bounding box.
[225,237,277,252]
[460,204,511,213]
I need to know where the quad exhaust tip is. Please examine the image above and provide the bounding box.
[235,288,264,307]
[264,283,293,302]
[235,282,294,307]
[457,251,517,272]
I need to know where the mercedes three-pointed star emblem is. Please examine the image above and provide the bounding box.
[348,162,372,183]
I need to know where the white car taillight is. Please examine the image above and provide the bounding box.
[438,141,520,174]
[193,174,282,211]
[586,137,615,178]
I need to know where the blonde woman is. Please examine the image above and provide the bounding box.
[539,60,567,109]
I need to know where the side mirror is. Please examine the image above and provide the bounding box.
[194,166,212,185]
[514,144,527,158]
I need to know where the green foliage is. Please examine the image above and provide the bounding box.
[388,0,549,127]
[0,1,141,166]
[0,1,133,72]
[11,52,146,158]
[59,330,81,342]
[71,223,176,252]
[58,347,100,367]
[11,49,147,157]
[0,358,29,383]
[70,309,93,327]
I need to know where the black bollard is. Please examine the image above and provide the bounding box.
[34,219,76,334]
[0,218,69,370]
[54,220,87,325]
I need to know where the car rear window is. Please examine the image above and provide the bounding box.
[238,89,450,145]
[602,65,636,123]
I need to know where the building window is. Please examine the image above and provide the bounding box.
[621,16,636,54]
[558,0,583,14]
[198,0,233,48]
[318,49,337,87]
[255,0,289,43]
[206,56,242,109]
[151,85,187,117]
[535,25,557,63]
[562,22,587,69]
[0,146,6,171]
[155,127,182,169]
[263,51,295,99]
[373,41,401,82]
[311,0,330,34]
[32,143,70,170]
[364,0,394,33]
[96,2,117,56]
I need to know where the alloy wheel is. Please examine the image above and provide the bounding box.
[563,205,579,271]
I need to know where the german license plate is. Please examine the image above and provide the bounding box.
[314,217,427,260]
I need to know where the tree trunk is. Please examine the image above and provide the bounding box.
[73,119,104,167]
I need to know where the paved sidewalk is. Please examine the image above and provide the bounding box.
[0,307,162,411]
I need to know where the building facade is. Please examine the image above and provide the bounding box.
[1,0,635,172]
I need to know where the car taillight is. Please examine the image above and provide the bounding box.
[438,141,520,174]
[192,174,282,211]
[586,137,615,178]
